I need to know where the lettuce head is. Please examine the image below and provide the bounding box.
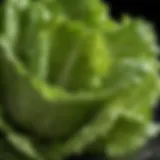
[0,0,159,160]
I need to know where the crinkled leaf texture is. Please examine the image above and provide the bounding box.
[0,0,160,160]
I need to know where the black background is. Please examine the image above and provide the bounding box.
[104,0,160,39]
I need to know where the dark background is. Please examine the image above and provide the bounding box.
[104,0,160,39]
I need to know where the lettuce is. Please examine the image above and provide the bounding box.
[0,0,159,160]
